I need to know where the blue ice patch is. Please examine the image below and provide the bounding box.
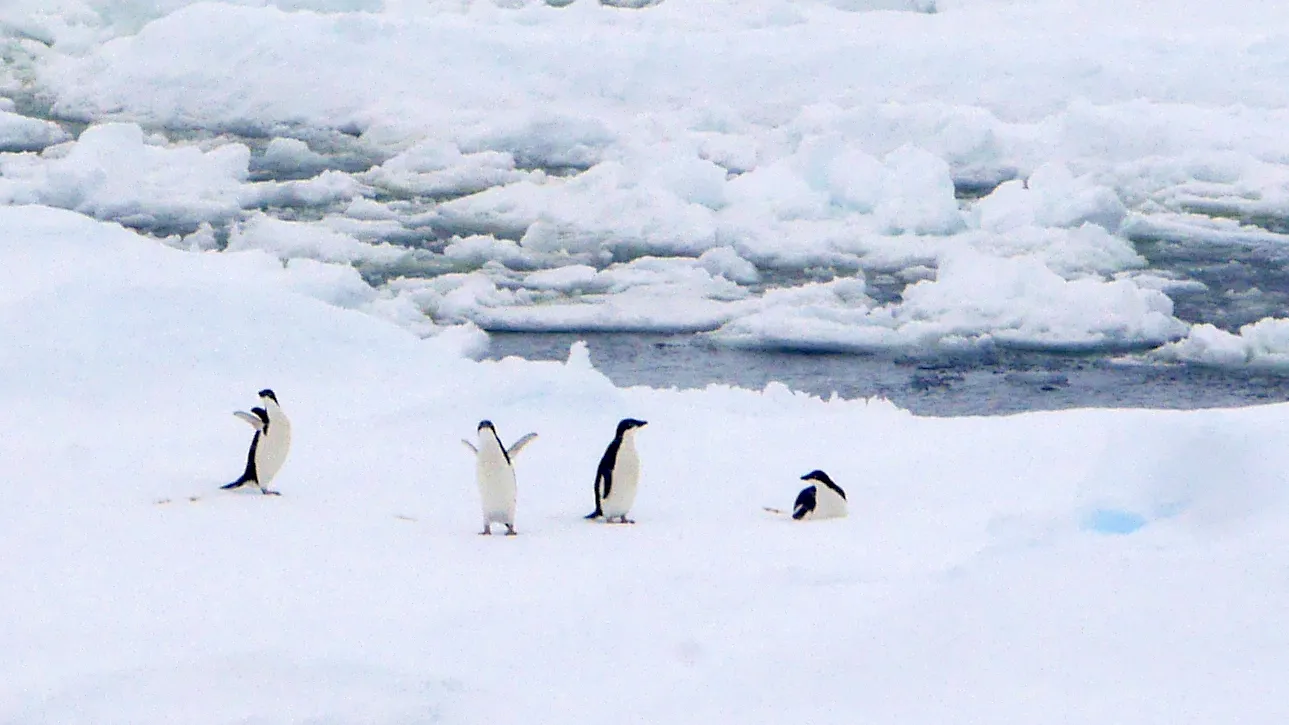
[1083,508,1148,535]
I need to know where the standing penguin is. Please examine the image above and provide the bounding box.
[585,418,648,524]
[791,470,847,520]
[222,389,292,496]
[462,421,537,536]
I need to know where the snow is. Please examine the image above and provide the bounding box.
[2,204,1289,723]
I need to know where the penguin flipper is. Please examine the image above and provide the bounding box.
[461,439,478,454]
[792,486,817,520]
[506,432,538,459]
[585,470,608,519]
[598,469,613,502]
[225,430,261,492]
[234,410,266,431]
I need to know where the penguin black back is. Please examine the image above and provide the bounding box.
[224,407,270,489]
[802,469,845,500]
[478,419,511,466]
[587,418,647,519]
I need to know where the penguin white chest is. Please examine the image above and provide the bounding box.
[256,409,292,485]
[476,440,517,524]
[602,438,640,518]
[811,485,848,520]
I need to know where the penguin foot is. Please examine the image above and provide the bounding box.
[262,490,282,496]
[504,525,517,536]
[480,524,492,535]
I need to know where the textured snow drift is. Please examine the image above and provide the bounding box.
[1,205,1287,724]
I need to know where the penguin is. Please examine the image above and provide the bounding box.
[585,418,647,524]
[791,470,847,520]
[222,389,292,496]
[461,420,537,536]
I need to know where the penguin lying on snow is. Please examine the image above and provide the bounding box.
[462,421,537,536]
[790,470,847,520]
[586,418,647,524]
[222,389,292,496]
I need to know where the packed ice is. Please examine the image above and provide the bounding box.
[2,0,1289,356]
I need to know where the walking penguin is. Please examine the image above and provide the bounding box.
[586,418,648,524]
[462,420,537,535]
[222,389,292,496]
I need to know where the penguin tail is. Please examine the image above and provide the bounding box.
[221,478,251,490]
[584,509,603,520]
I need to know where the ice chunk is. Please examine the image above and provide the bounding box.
[0,122,248,231]
[257,137,331,175]
[698,246,759,284]
[1150,318,1289,368]
[974,164,1127,233]
[228,214,408,265]
[873,145,964,236]
[0,110,69,152]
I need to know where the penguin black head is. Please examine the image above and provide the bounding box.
[801,470,845,499]
[258,389,279,404]
[251,407,270,425]
[478,420,495,431]
[616,418,648,434]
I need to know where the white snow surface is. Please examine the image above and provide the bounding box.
[5,0,1289,353]
[3,204,1289,723]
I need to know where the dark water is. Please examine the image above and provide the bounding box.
[1132,235,1289,331]
[485,332,1289,416]
[478,206,1289,417]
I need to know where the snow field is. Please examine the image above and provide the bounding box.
[2,205,1288,723]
